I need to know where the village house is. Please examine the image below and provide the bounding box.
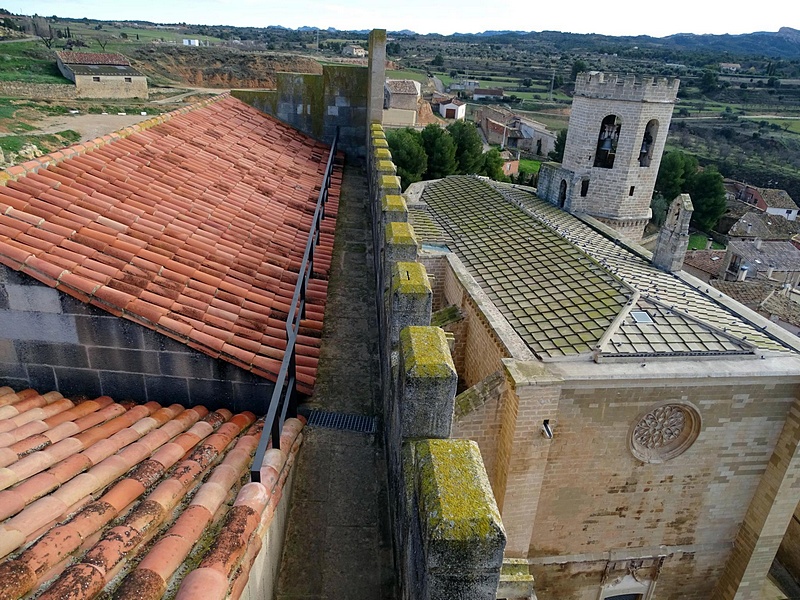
[725,179,800,221]
[475,105,556,156]
[383,78,421,127]
[55,51,148,99]
[341,43,366,57]
[437,97,466,120]
[472,87,504,101]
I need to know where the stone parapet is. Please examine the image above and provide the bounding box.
[391,262,433,343]
[398,326,457,439]
[402,438,506,600]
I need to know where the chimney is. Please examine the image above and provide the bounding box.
[767,266,775,279]
[705,237,713,250]
[755,238,763,250]
[652,194,694,273]
[746,222,753,234]
[737,266,748,281]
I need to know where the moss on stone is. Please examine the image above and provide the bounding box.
[400,326,455,379]
[380,174,401,194]
[413,438,503,542]
[370,123,385,133]
[231,89,279,117]
[373,138,389,149]
[324,64,369,104]
[385,221,417,248]
[431,305,463,329]
[392,261,431,296]
[374,147,392,161]
[382,194,406,213]
[377,160,396,174]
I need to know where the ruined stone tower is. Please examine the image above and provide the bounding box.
[537,72,679,241]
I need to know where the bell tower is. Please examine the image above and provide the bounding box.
[537,72,680,241]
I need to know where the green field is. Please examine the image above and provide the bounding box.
[0,41,68,84]
[386,69,428,83]
[519,158,543,175]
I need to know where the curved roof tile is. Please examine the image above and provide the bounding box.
[0,95,342,394]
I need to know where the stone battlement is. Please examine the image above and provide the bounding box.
[575,72,679,103]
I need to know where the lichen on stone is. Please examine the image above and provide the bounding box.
[392,262,431,296]
[412,439,504,543]
[400,326,455,379]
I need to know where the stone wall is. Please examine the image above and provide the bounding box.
[0,264,274,412]
[0,82,76,100]
[232,64,369,159]
[74,74,148,99]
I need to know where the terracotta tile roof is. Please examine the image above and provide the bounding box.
[56,51,131,66]
[683,249,726,277]
[758,187,798,210]
[0,387,304,600]
[0,95,342,393]
[385,79,419,95]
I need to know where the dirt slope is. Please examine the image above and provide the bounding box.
[130,45,322,88]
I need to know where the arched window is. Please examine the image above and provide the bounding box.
[558,179,567,208]
[639,119,659,167]
[594,114,621,169]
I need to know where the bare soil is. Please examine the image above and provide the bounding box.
[25,112,153,142]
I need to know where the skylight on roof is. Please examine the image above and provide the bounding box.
[630,310,654,324]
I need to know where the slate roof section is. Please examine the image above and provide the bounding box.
[56,52,132,66]
[418,177,790,358]
[0,387,305,600]
[421,177,633,358]
[0,95,342,393]
[67,64,144,77]
[683,250,726,278]
[729,210,800,240]
[493,181,786,353]
[728,239,800,272]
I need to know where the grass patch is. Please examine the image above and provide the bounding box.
[519,158,542,175]
[387,69,428,83]
[0,41,69,84]
[688,233,724,250]
[0,130,81,156]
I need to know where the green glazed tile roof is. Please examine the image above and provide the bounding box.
[408,207,448,246]
[421,176,632,358]
[493,182,787,353]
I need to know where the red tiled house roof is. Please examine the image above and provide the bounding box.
[56,51,131,65]
[0,95,342,394]
[0,386,304,600]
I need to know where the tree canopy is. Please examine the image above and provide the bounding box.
[421,124,457,180]
[446,121,483,175]
[654,151,726,232]
[386,128,427,190]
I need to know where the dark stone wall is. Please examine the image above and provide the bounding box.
[0,265,274,414]
[231,64,369,159]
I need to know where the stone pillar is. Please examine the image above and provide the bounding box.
[384,222,418,290]
[713,397,800,600]
[652,194,693,273]
[382,193,408,225]
[398,326,457,439]
[391,262,432,344]
[367,29,386,128]
[403,438,506,600]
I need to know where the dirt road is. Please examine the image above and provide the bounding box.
[19,112,157,142]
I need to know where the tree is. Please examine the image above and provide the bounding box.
[571,59,588,81]
[432,53,444,67]
[446,121,483,174]
[31,17,55,49]
[548,129,567,162]
[699,70,719,94]
[521,77,532,88]
[386,128,427,190]
[654,151,725,231]
[686,166,726,231]
[420,124,456,180]
[655,151,697,203]
[94,34,112,51]
[478,148,505,180]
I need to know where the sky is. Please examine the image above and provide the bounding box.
[4,0,796,38]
